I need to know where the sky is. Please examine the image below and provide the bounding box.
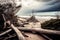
[16,0,60,16]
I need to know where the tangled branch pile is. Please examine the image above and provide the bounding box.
[0,3,22,40]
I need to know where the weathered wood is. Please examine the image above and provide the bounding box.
[41,34,52,40]
[2,14,6,29]
[0,27,60,37]
[14,5,21,13]
[7,21,26,40]
[17,27,60,35]
[0,29,12,36]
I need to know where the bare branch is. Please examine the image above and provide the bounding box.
[7,21,26,40]
[0,29,12,36]
[0,27,60,37]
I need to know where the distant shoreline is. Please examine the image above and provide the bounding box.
[18,15,57,19]
[18,15,58,17]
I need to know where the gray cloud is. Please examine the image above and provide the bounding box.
[32,0,60,12]
[17,0,60,16]
[35,0,52,2]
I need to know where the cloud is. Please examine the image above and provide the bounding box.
[33,0,60,12]
[35,0,53,2]
[17,0,60,16]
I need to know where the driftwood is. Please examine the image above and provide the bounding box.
[7,21,26,40]
[41,34,52,40]
[0,29,12,36]
[2,14,6,29]
[1,27,60,37]
[18,27,60,35]
[0,1,22,40]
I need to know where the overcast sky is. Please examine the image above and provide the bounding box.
[16,0,60,16]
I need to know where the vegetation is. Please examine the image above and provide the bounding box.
[41,19,60,30]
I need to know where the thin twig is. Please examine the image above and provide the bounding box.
[0,29,12,36]
[41,34,52,40]
[2,14,6,29]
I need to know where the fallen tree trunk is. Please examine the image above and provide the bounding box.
[17,27,60,35]
[0,27,60,37]
[7,21,26,40]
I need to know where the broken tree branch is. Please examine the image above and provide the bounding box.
[2,14,6,29]
[0,27,60,37]
[0,29,12,36]
[7,21,26,40]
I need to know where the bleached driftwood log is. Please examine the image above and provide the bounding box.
[0,27,60,37]
[7,21,26,40]
[17,27,60,35]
